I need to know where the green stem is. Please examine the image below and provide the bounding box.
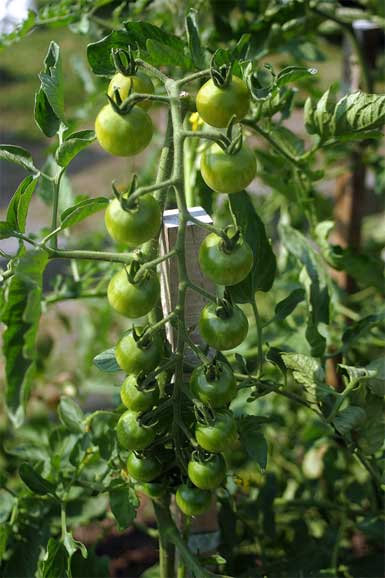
[251,297,263,378]
[182,130,230,148]
[177,69,211,87]
[187,281,217,303]
[46,248,133,264]
[152,502,215,578]
[242,120,301,167]
[45,291,107,304]
[50,167,65,249]
[125,178,177,208]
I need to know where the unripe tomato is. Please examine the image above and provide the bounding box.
[199,302,248,350]
[200,143,256,194]
[190,361,236,408]
[120,375,159,412]
[107,268,160,318]
[126,452,162,482]
[196,75,250,128]
[108,72,155,110]
[188,454,226,490]
[95,104,153,157]
[105,196,161,247]
[195,410,237,453]
[175,484,212,516]
[115,327,163,375]
[116,410,155,450]
[199,232,253,286]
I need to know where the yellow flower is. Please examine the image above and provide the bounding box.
[189,112,203,132]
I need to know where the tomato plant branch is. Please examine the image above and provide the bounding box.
[50,167,65,249]
[136,58,169,84]
[251,297,263,378]
[125,178,178,207]
[46,248,134,264]
[187,281,217,303]
[182,130,230,148]
[176,69,211,87]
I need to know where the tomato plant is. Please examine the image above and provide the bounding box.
[0,4,384,578]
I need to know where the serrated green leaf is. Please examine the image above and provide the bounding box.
[58,397,84,434]
[0,144,37,173]
[266,347,287,386]
[93,347,120,373]
[342,313,385,350]
[269,125,305,158]
[365,357,385,397]
[0,221,15,239]
[279,224,329,357]
[60,197,109,229]
[19,463,55,495]
[186,9,206,69]
[35,42,64,137]
[6,175,38,233]
[274,288,306,321]
[109,485,139,530]
[56,130,95,167]
[357,394,385,454]
[238,416,268,471]
[3,250,48,425]
[40,538,68,578]
[277,66,317,87]
[338,364,377,384]
[333,406,366,436]
[228,192,276,303]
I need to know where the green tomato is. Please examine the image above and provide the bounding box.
[126,452,162,482]
[196,75,250,128]
[190,361,236,408]
[120,374,159,412]
[116,410,155,450]
[107,268,160,318]
[175,484,212,517]
[195,410,237,453]
[188,454,226,490]
[115,327,163,375]
[95,104,153,157]
[105,195,161,247]
[108,72,155,110]
[199,302,248,350]
[200,143,256,194]
[199,231,253,286]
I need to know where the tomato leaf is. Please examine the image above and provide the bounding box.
[342,312,385,351]
[0,221,15,240]
[58,397,84,434]
[333,406,366,437]
[6,175,38,233]
[274,288,306,321]
[60,197,109,229]
[276,65,317,87]
[228,191,276,303]
[109,484,139,531]
[35,42,65,137]
[365,357,385,397]
[93,348,121,373]
[40,538,68,578]
[2,249,48,425]
[56,130,96,167]
[19,463,55,495]
[0,144,37,173]
[279,224,330,357]
[238,416,268,472]
[185,9,207,70]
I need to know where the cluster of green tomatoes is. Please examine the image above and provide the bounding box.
[97,59,255,516]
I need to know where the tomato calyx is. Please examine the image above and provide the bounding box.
[132,325,153,350]
[220,226,241,254]
[203,358,225,383]
[111,47,137,77]
[112,179,140,213]
[136,371,158,393]
[209,50,233,89]
[214,298,234,321]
